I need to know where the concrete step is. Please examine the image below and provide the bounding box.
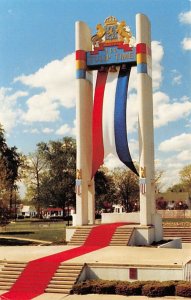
[48,284,73,289]
[110,242,128,244]
[111,237,130,240]
[0,261,27,291]
[4,263,26,268]
[50,280,75,285]
[45,288,70,294]
[0,282,13,286]
[45,263,85,294]
[68,228,92,245]
[163,227,191,243]
[0,271,21,275]
[0,274,18,279]
[0,285,11,290]
[53,273,79,278]
[57,266,82,271]
[0,278,16,283]
[109,227,134,246]
[2,267,25,272]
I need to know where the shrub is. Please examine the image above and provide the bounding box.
[72,279,189,297]
[116,281,142,296]
[142,282,175,297]
[92,280,117,294]
[72,280,94,294]
[176,283,191,298]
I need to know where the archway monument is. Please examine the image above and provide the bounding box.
[74,14,163,245]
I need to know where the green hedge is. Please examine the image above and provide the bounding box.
[72,279,191,297]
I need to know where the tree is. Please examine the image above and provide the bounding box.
[166,183,186,193]
[179,165,191,193]
[3,146,22,213]
[0,125,22,215]
[94,167,116,212]
[41,137,76,217]
[23,148,49,217]
[154,169,165,193]
[111,168,139,212]
[24,137,76,218]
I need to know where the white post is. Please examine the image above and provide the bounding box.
[75,21,94,225]
[136,14,155,226]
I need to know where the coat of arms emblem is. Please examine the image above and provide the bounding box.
[91,16,134,48]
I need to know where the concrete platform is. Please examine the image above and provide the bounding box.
[0,244,190,266]
[0,244,190,299]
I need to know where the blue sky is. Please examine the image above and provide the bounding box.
[0,0,190,190]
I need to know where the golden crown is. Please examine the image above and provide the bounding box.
[104,16,118,25]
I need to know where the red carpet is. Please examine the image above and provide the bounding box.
[1,223,127,300]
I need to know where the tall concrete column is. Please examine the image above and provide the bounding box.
[136,14,155,226]
[75,21,94,225]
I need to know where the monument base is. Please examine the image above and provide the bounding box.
[67,212,181,247]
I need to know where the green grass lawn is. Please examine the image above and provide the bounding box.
[0,220,67,244]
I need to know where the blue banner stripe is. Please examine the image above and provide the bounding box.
[114,67,139,176]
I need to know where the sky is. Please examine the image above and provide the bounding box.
[0,0,190,192]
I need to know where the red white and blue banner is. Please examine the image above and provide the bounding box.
[92,66,138,178]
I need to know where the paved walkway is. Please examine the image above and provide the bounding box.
[0,291,187,299]
[34,294,186,300]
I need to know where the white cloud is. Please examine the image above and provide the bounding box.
[71,119,77,136]
[0,87,28,133]
[181,37,191,50]
[179,11,191,24]
[176,149,191,161]
[104,153,124,169]
[153,92,191,128]
[157,133,191,189]
[151,41,164,90]
[22,92,60,122]
[31,128,40,134]
[126,92,138,133]
[171,69,182,85]
[159,133,191,152]
[15,53,75,124]
[127,41,164,132]
[42,127,54,134]
[156,153,190,191]
[56,120,76,136]
[160,163,183,190]
[56,124,72,136]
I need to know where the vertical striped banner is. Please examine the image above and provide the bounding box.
[92,66,138,178]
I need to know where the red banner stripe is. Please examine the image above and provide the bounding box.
[76,50,86,60]
[92,70,108,178]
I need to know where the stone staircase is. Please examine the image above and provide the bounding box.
[45,263,84,294]
[0,261,27,291]
[68,227,92,246]
[163,227,191,243]
[109,226,134,246]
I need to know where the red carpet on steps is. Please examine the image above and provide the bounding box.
[1,222,127,300]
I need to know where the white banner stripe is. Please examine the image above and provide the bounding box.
[102,68,119,158]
